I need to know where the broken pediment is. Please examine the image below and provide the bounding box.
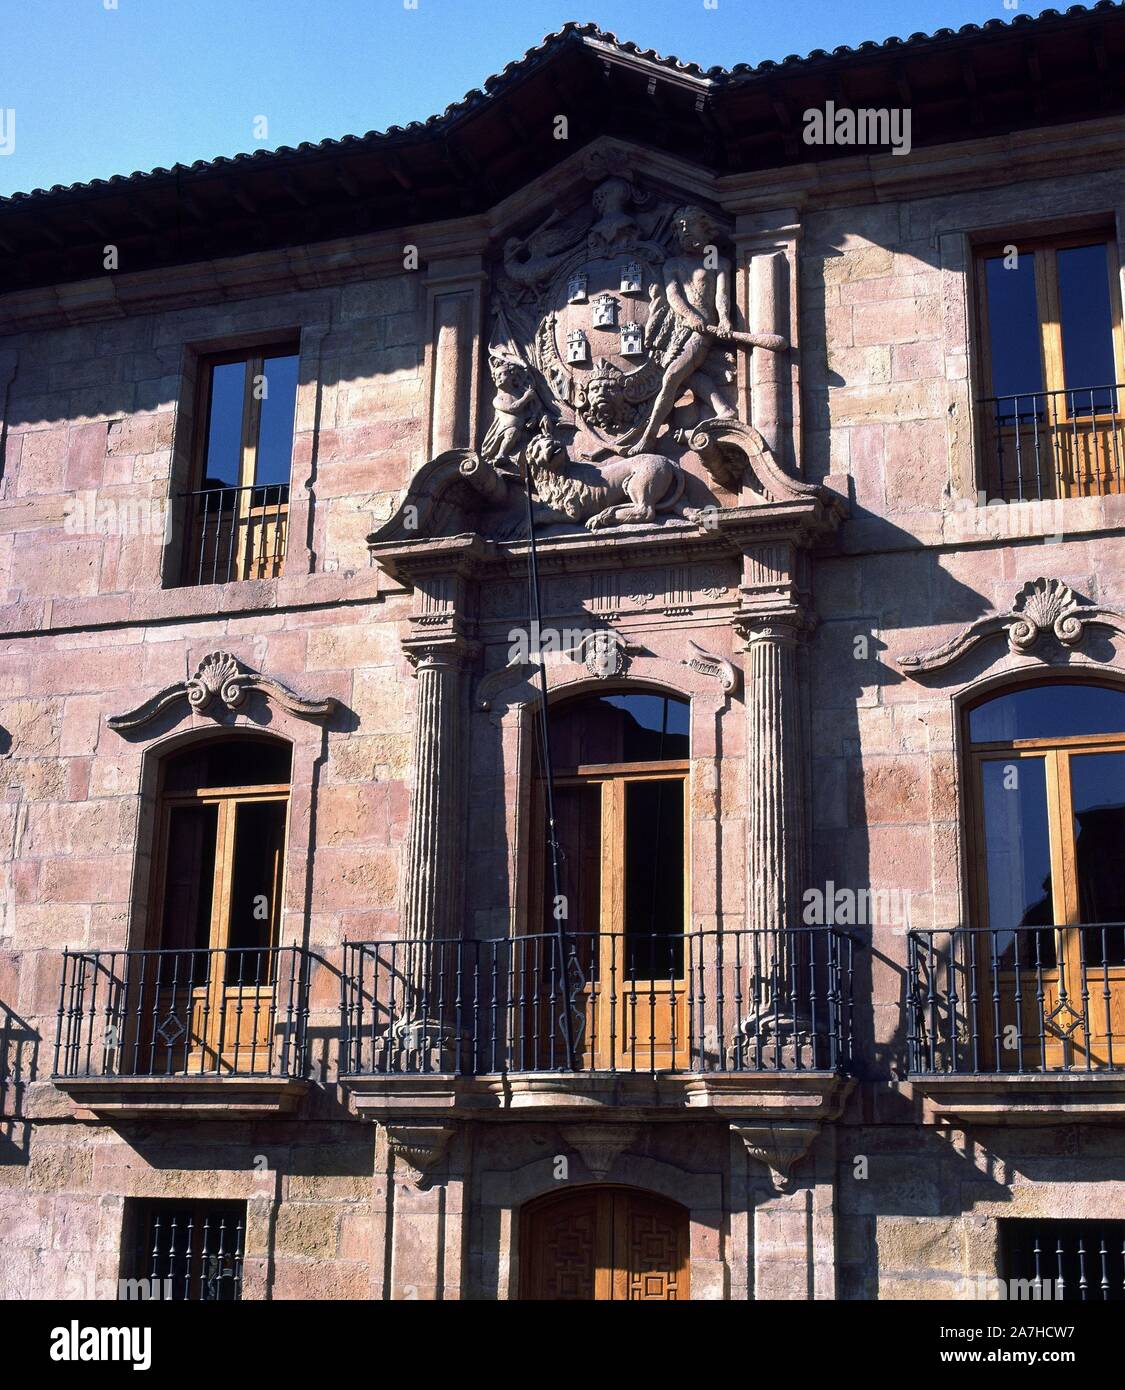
[107,651,340,733]
[367,415,842,553]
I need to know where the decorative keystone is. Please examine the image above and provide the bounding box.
[561,1123,640,1181]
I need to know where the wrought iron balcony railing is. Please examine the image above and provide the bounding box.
[907,924,1125,1075]
[180,482,288,586]
[1001,1220,1125,1302]
[52,946,311,1081]
[979,384,1125,502]
[341,928,857,1077]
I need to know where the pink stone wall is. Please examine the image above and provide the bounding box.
[3,148,1125,1300]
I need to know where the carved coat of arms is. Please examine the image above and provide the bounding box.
[477,155,788,531]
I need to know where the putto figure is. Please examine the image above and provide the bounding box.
[624,205,788,455]
[480,351,539,468]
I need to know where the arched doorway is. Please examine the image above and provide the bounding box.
[520,1187,689,1300]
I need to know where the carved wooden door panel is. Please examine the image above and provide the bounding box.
[616,1192,689,1301]
[520,1189,689,1301]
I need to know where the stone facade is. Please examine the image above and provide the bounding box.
[3,13,1125,1301]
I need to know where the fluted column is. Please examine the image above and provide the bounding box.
[738,610,811,1034]
[400,634,473,1048]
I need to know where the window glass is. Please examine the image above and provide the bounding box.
[1070,751,1125,964]
[225,800,287,982]
[202,361,246,491]
[1057,244,1117,413]
[124,1200,246,1302]
[969,684,1125,744]
[980,757,1056,967]
[162,738,292,794]
[159,804,217,956]
[254,353,299,490]
[542,782,601,981]
[984,253,1044,408]
[625,778,685,978]
[550,693,689,767]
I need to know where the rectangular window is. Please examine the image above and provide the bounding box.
[120,1199,246,1301]
[975,233,1125,500]
[181,345,299,585]
[1000,1220,1125,1301]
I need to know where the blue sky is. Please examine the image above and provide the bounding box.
[0,0,1067,197]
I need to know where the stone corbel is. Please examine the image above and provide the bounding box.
[731,1121,819,1192]
[107,650,339,731]
[896,577,1125,674]
[384,1121,456,1185]
[562,1123,640,1181]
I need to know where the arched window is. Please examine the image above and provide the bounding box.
[531,692,689,1070]
[966,681,1125,1068]
[139,736,292,1073]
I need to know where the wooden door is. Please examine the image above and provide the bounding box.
[520,1188,689,1301]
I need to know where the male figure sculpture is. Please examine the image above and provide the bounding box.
[625,206,787,456]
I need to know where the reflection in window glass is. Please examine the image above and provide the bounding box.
[984,253,1044,413]
[550,693,689,767]
[254,353,299,490]
[202,361,246,490]
[980,757,1056,966]
[162,738,292,794]
[1057,244,1117,414]
[970,684,1125,744]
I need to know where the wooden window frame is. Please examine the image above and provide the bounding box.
[969,730,1125,926]
[531,753,691,1070]
[974,230,1125,419]
[184,341,299,585]
[144,762,291,1072]
[966,695,1125,1067]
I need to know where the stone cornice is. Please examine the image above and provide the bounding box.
[107,650,340,732]
[896,577,1125,675]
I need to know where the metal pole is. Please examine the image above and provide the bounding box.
[521,456,577,1071]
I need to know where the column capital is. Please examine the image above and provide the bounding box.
[733,605,815,649]
[402,631,479,672]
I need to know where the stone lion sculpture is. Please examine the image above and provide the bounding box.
[523,421,684,531]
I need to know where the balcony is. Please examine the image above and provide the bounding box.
[907,925,1125,1123]
[340,928,857,1123]
[979,384,1125,502]
[180,482,288,586]
[52,946,311,1117]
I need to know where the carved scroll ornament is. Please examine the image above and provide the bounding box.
[897,578,1125,674]
[108,651,339,731]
